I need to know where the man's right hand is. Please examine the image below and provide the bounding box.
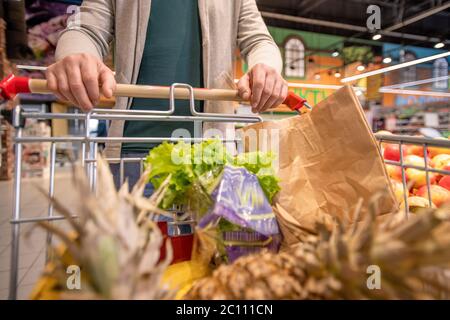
[46,53,116,112]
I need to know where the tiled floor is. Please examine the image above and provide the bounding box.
[0,169,76,300]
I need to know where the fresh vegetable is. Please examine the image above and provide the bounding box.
[144,140,281,211]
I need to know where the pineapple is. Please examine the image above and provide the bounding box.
[36,157,175,300]
[186,204,450,300]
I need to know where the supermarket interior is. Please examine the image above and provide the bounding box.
[0,0,449,301]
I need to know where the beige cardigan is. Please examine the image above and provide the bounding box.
[55,0,282,158]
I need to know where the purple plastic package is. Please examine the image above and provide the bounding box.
[199,165,281,262]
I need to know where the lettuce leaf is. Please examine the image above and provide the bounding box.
[144,139,280,209]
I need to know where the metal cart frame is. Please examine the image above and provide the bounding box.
[7,83,262,299]
[375,133,450,213]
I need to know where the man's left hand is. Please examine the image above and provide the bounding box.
[237,63,288,113]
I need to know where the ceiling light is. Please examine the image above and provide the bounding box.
[331,49,340,57]
[434,41,445,49]
[357,65,366,71]
[314,73,321,80]
[382,57,392,64]
[355,90,363,96]
[379,88,450,98]
[372,33,382,41]
[334,71,341,78]
[341,51,450,83]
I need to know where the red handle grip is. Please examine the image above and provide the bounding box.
[0,74,31,100]
[283,91,311,113]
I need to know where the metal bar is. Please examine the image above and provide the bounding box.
[120,159,124,186]
[91,143,98,191]
[170,82,262,121]
[383,160,450,176]
[375,134,450,148]
[384,2,450,32]
[399,141,409,219]
[10,215,78,224]
[423,143,433,207]
[9,128,22,300]
[45,142,57,262]
[21,112,261,123]
[15,137,242,143]
[94,157,144,163]
[83,112,91,174]
[81,142,86,168]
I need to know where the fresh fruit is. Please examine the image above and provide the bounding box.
[36,158,174,299]
[383,144,406,162]
[385,164,403,182]
[375,130,393,149]
[391,180,406,203]
[400,196,435,213]
[416,185,450,207]
[375,130,392,135]
[187,205,450,300]
[406,168,437,189]
[406,145,429,157]
[431,154,450,170]
[404,155,429,167]
[439,175,450,191]
[428,137,450,158]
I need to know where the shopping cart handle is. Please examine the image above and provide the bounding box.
[0,74,31,100]
[0,74,311,113]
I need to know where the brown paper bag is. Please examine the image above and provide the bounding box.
[241,85,397,246]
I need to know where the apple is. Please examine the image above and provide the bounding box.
[431,154,450,170]
[404,155,429,167]
[416,185,450,207]
[375,130,393,149]
[428,137,450,158]
[383,144,406,162]
[438,175,450,191]
[406,145,429,157]
[390,180,406,203]
[400,196,435,214]
[375,130,392,135]
[406,168,437,189]
[385,164,403,182]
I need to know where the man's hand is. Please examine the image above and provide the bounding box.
[237,63,288,113]
[46,53,116,112]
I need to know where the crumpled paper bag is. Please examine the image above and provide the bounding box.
[241,85,397,246]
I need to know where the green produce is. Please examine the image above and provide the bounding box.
[144,139,280,213]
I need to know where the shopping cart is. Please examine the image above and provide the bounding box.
[0,74,315,300]
[1,75,449,299]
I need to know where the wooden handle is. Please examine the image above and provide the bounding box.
[29,79,243,102]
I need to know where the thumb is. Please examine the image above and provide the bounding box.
[237,74,251,101]
[99,67,116,99]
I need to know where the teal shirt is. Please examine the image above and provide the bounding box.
[122,0,203,152]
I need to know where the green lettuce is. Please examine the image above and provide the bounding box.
[144,139,280,210]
